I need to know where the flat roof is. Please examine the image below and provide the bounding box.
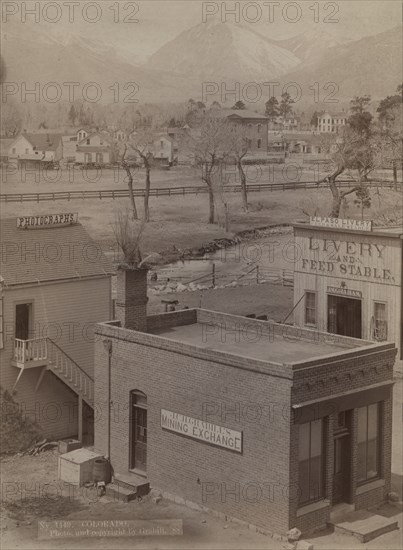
[148,323,356,364]
[144,310,385,370]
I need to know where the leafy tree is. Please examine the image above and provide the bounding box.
[317,96,377,218]
[375,86,403,188]
[279,92,294,118]
[68,104,77,126]
[310,111,320,128]
[265,96,279,120]
[232,100,246,110]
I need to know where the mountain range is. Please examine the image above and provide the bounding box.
[1,20,401,105]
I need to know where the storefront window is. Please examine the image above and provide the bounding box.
[305,292,317,326]
[357,403,380,483]
[298,419,324,505]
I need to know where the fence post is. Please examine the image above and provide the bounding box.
[256,265,259,284]
[212,263,216,288]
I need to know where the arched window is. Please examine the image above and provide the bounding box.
[129,390,147,472]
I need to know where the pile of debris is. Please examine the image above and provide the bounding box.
[22,439,58,456]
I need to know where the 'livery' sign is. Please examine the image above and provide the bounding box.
[17,213,78,229]
[310,217,372,232]
[327,286,362,298]
[161,409,242,453]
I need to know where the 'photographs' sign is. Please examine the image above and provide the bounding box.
[17,213,78,229]
[161,409,242,453]
[310,217,372,232]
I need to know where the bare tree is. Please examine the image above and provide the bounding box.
[115,143,139,220]
[127,128,156,222]
[184,116,230,224]
[112,209,144,267]
[226,123,251,211]
[112,209,162,268]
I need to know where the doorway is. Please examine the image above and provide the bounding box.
[129,391,147,472]
[15,303,31,340]
[333,411,351,504]
[328,295,362,338]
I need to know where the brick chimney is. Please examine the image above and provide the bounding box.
[115,267,148,332]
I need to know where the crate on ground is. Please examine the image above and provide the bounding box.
[58,448,103,486]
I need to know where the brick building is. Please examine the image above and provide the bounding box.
[293,221,403,368]
[0,215,113,440]
[94,268,396,536]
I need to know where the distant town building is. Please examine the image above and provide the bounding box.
[8,133,63,167]
[75,132,113,165]
[0,137,14,163]
[218,109,269,152]
[317,111,347,133]
[152,135,175,165]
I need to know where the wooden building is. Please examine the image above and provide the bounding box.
[293,220,402,367]
[0,214,113,440]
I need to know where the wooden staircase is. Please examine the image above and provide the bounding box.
[46,340,94,407]
[12,337,94,407]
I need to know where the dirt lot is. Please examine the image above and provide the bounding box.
[147,282,295,322]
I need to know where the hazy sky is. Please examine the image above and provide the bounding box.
[4,0,402,62]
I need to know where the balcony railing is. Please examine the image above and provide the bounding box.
[13,338,48,367]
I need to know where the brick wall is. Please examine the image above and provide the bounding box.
[95,323,294,535]
[94,316,395,536]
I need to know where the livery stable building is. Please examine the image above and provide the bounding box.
[94,267,396,536]
[293,219,403,369]
[0,214,113,441]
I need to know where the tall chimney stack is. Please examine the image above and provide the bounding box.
[115,267,148,331]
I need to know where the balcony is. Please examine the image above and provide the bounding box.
[12,338,48,369]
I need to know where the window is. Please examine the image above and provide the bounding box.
[257,139,262,149]
[298,419,324,505]
[257,124,261,134]
[160,140,164,148]
[86,139,90,145]
[373,302,388,341]
[357,403,380,484]
[305,292,317,326]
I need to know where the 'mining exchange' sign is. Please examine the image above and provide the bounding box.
[161,409,242,453]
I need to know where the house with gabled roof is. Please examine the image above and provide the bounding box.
[8,133,63,166]
[75,132,113,165]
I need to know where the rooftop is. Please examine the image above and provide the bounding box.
[101,309,391,374]
[20,133,62,151]
[0,217,113,287]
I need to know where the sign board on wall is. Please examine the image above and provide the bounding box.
[295,233,397,285]
[310,217,372,232]
[161,409,242,453]
[327,286,362,298]
[17,213,78,229]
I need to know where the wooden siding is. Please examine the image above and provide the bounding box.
[293,227,402,357]
[0,276,112,438]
